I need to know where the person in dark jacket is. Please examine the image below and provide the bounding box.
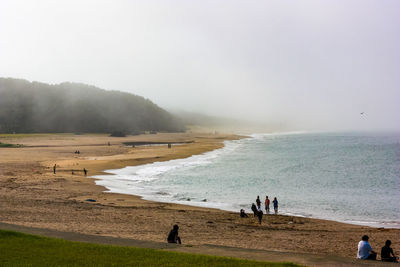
[251,203,258,217]
[381,240,398,262]
[256,196,261,207]
[273,197,278,214]
[167,224,181,244]
[240,209,248,218]
[257,206,263,224]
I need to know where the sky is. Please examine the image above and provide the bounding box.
[0,0,399,132]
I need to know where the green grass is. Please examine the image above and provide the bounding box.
[0,229,300,267]
[0,133,107,138]
[0,133,59,138]
[0,142,22,148]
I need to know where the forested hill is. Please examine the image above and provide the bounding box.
[0,78,185,134]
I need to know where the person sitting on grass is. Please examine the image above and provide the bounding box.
[167,224,181,244]
[357,235,377,260]
[381,240,399,262]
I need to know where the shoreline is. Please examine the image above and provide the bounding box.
[0,132,399,260]
[92,135,400,230]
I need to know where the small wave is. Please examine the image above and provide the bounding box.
[94,138,243,185]
[92,138,243,204]
[247,132,309,142]
[344,220,400,229]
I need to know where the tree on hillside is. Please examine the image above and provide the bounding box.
[0,78,185,134]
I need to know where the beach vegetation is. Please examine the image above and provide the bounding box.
[110,130,126,137]
[0,142,22,148]
[0,229,300,267]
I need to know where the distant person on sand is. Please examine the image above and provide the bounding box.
[265,196,270,214]
[83,168,87,176]
[240,209,248,218]
[257,206,263,224]
[53,164,56,174]
[273,197,278,214]
[167,224,181,244]
[251,203,258,217]
[256,196,261,208]
[357,235,377,260]
[381,240,399,262]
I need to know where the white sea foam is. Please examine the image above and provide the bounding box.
[93,139,244,204]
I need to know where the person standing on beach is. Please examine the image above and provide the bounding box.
[357,235,377,260]
[256,196,261,208]
[53,164,56,174]
[265,196,270,214]
[83,168,87,176]
[273,197,278,214]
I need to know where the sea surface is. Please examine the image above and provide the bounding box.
[93,132,400,228]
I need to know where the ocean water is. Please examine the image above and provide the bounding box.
[93,132,400,228]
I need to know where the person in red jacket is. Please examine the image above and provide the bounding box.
[265,196,270,214]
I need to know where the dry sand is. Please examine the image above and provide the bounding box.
[0,133,399,265]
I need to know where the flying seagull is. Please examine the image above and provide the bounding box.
[360,112,364,115]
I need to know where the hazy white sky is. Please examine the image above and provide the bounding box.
[1,0,399,131]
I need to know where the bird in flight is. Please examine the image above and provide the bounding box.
[360,112,364,115]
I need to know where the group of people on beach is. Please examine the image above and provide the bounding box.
[166,213,399,264]
[167,225,399,263]
[357,235,398,262]
[239,196,279,224]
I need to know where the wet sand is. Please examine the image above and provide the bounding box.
[0,133,399,265]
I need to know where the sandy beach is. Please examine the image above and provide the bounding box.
[0,132,399,265]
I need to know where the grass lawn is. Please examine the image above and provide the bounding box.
[0,142,22,148]
[0,133,59,138]
[0,229,301,267]
[0,133,107,138]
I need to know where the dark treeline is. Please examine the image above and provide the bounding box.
[0,78,185,134]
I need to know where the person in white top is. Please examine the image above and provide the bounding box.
[357,235,377,260]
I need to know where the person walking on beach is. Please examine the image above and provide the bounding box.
[265,196,270,214]
[251,203,258,217]
[83,168,87,176]
[53,164,56,174]
[381,240,399,262]
[167,224,182,244]
[357,235,377,260]
[256,196,261,208]
[273,197,278,214]
[257,205,263,224]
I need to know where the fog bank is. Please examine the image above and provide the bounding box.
[1,0,399,132]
